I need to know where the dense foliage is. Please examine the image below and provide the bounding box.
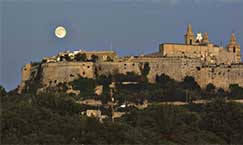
[75,53,87,61]
[2,71,243,145]
[1,91,243,144]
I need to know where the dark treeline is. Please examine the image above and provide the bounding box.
[1,91,243,144]
[1,72,243,144]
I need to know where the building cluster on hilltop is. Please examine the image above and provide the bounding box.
[42,50,118,63]
[18,24,242,94]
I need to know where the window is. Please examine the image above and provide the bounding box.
[87,66,90,68]
[233,47,236,53]
[82,72,85,75]
[211,68,215,72]
[190,39,192,45]
[54,80,57,84]
[70,74,74,77]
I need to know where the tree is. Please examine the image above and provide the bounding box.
[90,55,99,62]
[71,77,97,98]
[216,88,227,98]
[182,76,201,91]
[206,83,216,93]
[181,76,201,102]
[204,83,216,99]
[155,73,176,87]
[106,56,113,62]
[0,85,7,96]
[200,98,243,144]
[229,84,243,99]
[139,62,150,82]
[75,53,87,61]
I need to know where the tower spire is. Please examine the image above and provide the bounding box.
[227,32,241,63]
[187,24,193,34]
[202,32,209,44]
[230,33,237,44]
[185,24,195,45]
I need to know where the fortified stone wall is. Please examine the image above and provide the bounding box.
[41,62,95,87]
[18,63,40,93]
[197,64,243,89]
[18,57,243,93]
[97,61,141,76]
[131,57,202,83]
[131,57,243,89]
[21,63,40,81]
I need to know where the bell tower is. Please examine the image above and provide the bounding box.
[202,32,209,44]
[227,33,241,63]
[185,24,195,45]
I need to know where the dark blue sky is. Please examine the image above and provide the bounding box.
[1,0,243,91]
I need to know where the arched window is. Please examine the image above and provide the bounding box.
[233,47,236,53]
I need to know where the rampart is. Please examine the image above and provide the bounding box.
[41,62,95,87]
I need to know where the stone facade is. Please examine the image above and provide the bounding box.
[80,50,117,61]
[159,24,241,64]
[131,57,202,83]
[41,62,95,87]
[97,61,141,76]
[160,43,236,64]
[18,25,243,93]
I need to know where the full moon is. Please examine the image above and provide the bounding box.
[55,26,67,38]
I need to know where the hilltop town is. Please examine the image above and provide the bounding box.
[18,24,242,94]
[2,25,243,145]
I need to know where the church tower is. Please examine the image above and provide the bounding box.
[185,24,195,45]
[227,33,241,63]
[202,32,209,44]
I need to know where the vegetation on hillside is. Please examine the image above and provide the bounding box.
[1,72,243,144]
[1,90,243,144]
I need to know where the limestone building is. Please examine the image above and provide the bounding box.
[18,25,242,93]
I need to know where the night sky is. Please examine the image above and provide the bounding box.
[1,0,243,91]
